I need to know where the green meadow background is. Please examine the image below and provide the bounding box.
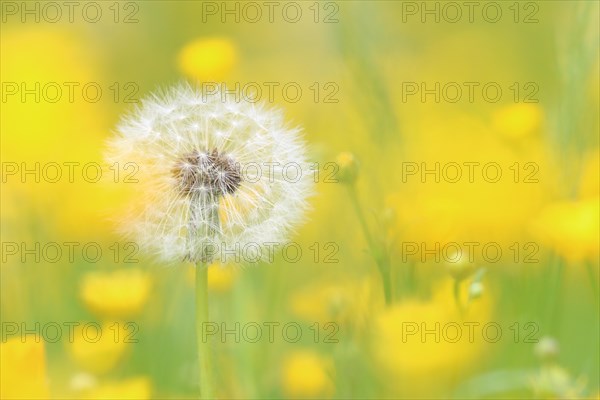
[1,1,599,399]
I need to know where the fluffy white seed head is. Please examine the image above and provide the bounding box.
[106,83,313,264]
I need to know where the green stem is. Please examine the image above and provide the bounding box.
[347,185,392,305]
[347,186,375,249]
[380,264,392,305]
[585,261,599,301]
[547,256,564,333]
[196,263,214,399]
[407,262,416,293]
[453,279,464,315]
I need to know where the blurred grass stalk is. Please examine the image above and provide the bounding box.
[334,3,399,144]
[195,263,215,399]
[347,184,392,305]
[552,1,599,324]
[333,2,402,305]
[336,150,394,305]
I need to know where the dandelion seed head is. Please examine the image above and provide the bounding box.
[106,83,313,264]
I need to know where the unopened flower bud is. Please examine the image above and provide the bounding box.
[335,152,359,184]
[446,252,476,281]
[468,281,484,299]
[535,336,559,362]
[380,207,396,230]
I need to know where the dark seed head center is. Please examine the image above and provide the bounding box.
[173,149,242,196]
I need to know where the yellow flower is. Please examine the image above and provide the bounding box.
[67,322,130,374]
[579,149,600,199]
[492,103,543,139]
[83,377,152,400]
[207,263,237,292]
[80,268,151,318]
[289,277,379,327]
[531,198,600,262]
[281,351,334,398]
[177,37,237,82]
[335,152,359,184]
[1,27,114,239]
[385,115,551,251]
[372,278,493,395]
[0,337,49,399]
[186,263,238,293]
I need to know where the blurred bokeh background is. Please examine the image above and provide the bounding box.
[1,1,599,398]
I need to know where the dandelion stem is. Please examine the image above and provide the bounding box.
[347,185,392,305]
[196,262,214,399]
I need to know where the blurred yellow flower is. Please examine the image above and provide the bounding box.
[386,115,550,251]
[492,103,543,139]
[186,263,238,293]
[67,322,130,375]
[335,152,359,184]
[281,350,334,398]
[207,263,237,292]
[579,149,600,199]
[0,337,49,399]
[372,278,493,394]
[80,268,151,318]
[289,277,379,327]
[83,376,152,400]
[177,37,237,82]
[531,198,600,263]
[1,27,114,238]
